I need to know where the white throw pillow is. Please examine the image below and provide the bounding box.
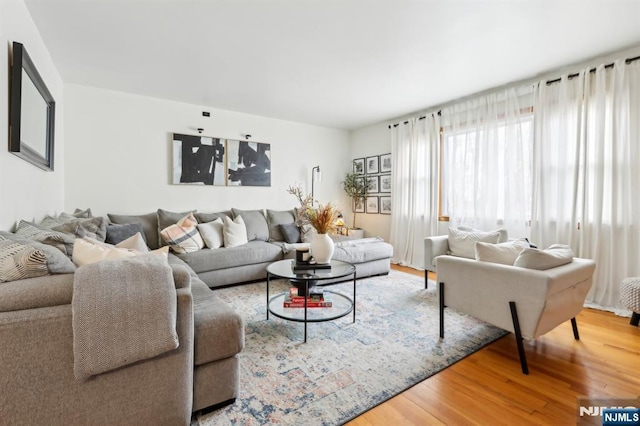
[72,238,137,266]
[223,215,248,248]
[115,232,149,253]
[160,213,204,254]
[448,227,501,259]
[514,244,574,270]
[457,226,509,243]
[197,218,224,249]
[475,240,530,265]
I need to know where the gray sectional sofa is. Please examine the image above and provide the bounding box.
[0,207,393,425]
[108,208,393,288]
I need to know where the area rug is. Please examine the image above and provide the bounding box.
[194,270,507,426]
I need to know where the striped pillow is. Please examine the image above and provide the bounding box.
[0,237,49,282]
[160,213,204,254]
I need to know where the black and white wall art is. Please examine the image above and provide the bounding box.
[173,133,226,185]
[366,155,379,174]
[366,196,379,214]
[173,133,271,187]
[380,196,391,214]
[352,153,393,215]
[353,158,365,174]
[380,153,392,173]
[380,174,391,192]
[227,140,271,187]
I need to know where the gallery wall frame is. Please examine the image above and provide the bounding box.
[353,158,365,175]
[380,174,391,193]
[365,155,379,174]
[353,197,365,213]
[366,196,379,214]
[367,175,379,193]
[380,196,391,214]
[172,133,271,186]
[380,153,392,173]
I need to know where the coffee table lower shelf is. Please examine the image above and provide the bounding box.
[267,291,354,342]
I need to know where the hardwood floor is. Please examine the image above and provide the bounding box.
[346,264,640,425]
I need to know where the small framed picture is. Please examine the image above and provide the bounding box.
[380,153,392,173]
[379,174,391,193]
[366,196,379,214]
[353,158,365,175]
[380,196,391,214]
[367,176,379,193]
[365,156,379,174]
[353,197,365,213]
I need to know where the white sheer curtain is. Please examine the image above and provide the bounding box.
[389,115,440,268]
[532,60,640,312]
[441,88,534,238]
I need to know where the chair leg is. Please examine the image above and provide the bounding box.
[631,312,640,326]
[509,301,529,375]
[571,317,580,340]
[439,282,445,338]
[425,271,428,289]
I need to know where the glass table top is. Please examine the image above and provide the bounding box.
[266,259,356,281]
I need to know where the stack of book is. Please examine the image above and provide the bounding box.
[283,287,332,308]
[291,261,332,274]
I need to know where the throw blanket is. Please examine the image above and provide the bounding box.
[72,253,179,380]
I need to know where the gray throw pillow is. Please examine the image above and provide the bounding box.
[0,231,76,275]
[108,212,160,250]
[279,223,301,244]
[195,211,232,223]
[157,209,196,247]
[50,217,107,242]
[106,223,147,245]
[231,208,269,242]
[13,221,76,258]
[266,209,296,242]
[58,208,93,220]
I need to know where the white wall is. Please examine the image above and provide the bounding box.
[0,0,65,230]
[64,84,350,217]
[348,123,392,241]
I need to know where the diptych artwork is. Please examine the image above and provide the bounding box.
[173,133,271,187]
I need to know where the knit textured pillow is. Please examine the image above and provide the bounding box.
[447,227,501,259]
[160,213,204,254]
[0,236,49,282]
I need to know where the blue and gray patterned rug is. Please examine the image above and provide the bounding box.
[195,270,507,425]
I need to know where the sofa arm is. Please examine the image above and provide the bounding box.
[424,235,449,271]
[437,256,595,339]
[0,287,194,425]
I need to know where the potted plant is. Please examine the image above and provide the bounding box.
[341,172,368,236]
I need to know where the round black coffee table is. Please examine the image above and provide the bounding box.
[266,259,357,342]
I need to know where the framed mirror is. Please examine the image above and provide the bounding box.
[9,42,56,171]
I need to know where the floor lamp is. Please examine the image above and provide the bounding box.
[311,165,321,200]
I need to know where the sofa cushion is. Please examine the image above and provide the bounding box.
[107,212,160,250]
[72,238,137,266]
[223,216,248,248]
[116,233,149,252]
[14,220,76,257]
[475,240,529,265]
[176,241,282,273]
[279,223,301,244]
[59,208,93,220]
[106,222,147,245]
[0,237,49,282]
[190,277,244,365]
[514,244,574,270]
[195,211,232,224]
[197,218,224,249]
[49,217,107,242]
[157,209,197,247]
[231,208,269,242]
[0,273,74,312]
[457,226,508,243]
[266,209,296,242]
[332,239,394,264]
[160,213,204,254]
[448,227,501,259]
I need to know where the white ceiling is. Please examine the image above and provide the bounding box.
[24,0,640,130]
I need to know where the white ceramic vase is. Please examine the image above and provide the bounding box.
[310,233,334,264]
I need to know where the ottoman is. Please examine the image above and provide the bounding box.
[620,277,640,326]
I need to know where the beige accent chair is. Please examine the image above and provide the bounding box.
[425,235,596,374]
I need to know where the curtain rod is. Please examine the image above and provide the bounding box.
[387,54,640,128]
[544,55,640,85]
[387,110,440,129]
